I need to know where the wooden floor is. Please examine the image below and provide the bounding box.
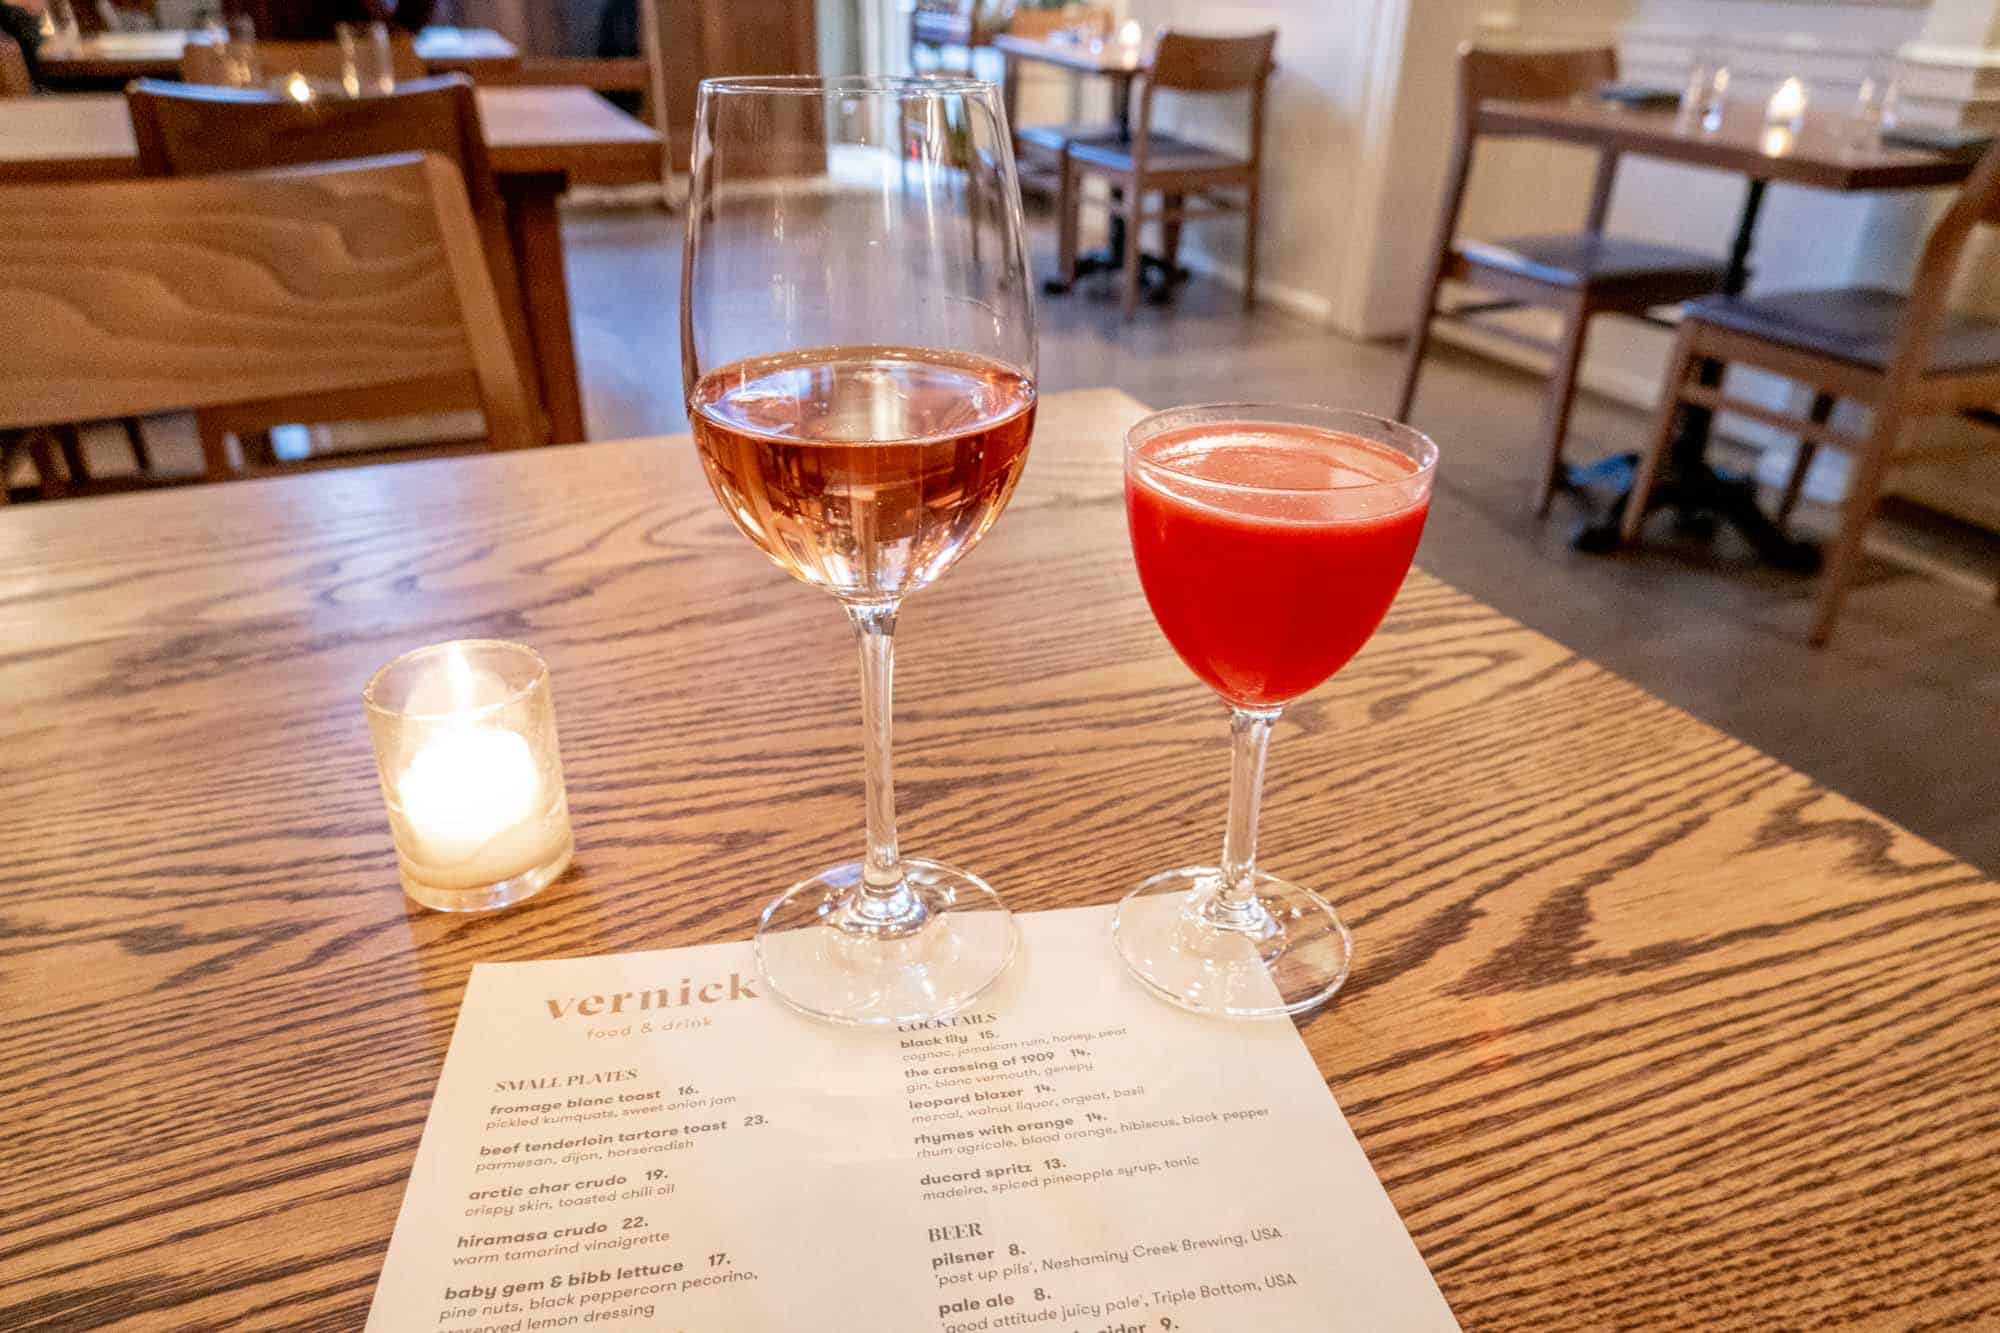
[564,202,2000,874]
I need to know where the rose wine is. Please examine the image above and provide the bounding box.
[1127,424,1429,709]
[690,346,1037,601]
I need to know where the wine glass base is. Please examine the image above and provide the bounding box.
[754,858,1017,1026]
[1111,867,1353,1019]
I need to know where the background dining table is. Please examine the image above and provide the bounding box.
[1,388,1994,1328]
[33,26,521,84]
[1477,95,1982,561]
[0,87,660,444]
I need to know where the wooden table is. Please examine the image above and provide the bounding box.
[2,389,1993,1328]
[1481,96,1981,561]
[35,26,520,83]
[0,88,660,445]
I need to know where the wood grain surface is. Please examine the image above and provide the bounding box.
[1,389,1994,1329]
[0,87,660,185]
[1480,96,1977,193]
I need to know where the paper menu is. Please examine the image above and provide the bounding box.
[367,906,1459,1332]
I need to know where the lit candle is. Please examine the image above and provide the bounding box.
[285,70,315,103]
[1766,76,1807,131]
[367,641,573,907]
[1118,19,1143,48]
[398,725,543,869]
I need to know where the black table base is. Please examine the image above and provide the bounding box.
[1568,178,1824,573]
[1562,451,1823,572]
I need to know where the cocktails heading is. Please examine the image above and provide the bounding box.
[544,974,760,1020]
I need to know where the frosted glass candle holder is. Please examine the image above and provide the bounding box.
[365,641,574,912]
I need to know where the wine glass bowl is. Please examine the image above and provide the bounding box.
[1114,404,1438,1018]
[681,76,1036,1025]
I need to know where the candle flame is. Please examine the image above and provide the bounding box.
[1118,19,1142,47]
[1766,76,1807,129]
[445,643,478,713]
[285,70,314,103]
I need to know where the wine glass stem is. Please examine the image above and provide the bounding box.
[1210,706,1280,930]
[848,602,911,912]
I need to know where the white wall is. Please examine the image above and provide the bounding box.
[1101,0,1430,325]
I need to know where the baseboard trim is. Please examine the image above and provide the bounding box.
[1170,249,1335,325]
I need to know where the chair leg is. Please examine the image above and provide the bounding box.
[1809,405,1902,647]
[1240,179,1261,314]
[122,417,151,472]
[1622,322,1702,546]
[1777,393,1835,529]
[1395,274,1446,425]
[1160,192,1184,275]
[26,428,68,499]
[56,424,89,484]
[1535,304,1592,518]
[1119,189,1144,320]
[197,414,236,481]
[1056,153,1081,288]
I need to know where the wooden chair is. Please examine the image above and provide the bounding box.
[1051,28,1276,319]
[0,154,536,488]
[0,33,31,96]
[1622,141,2000,646]
[181,34,426,86]
[1397,45,1730,516]
[126,75,540,451]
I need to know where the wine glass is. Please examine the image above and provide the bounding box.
[681,76,1037,1025]
[1112,404,1438,1018]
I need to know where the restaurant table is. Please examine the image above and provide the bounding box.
[995,30,1181,296]
[34,26,520,83]
[3,388,1994,1329]
[0,88,659,445]
[1479,96,1981,562]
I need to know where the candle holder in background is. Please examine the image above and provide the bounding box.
[1680,34,1730,133]
[365,641,574,912]
[337,21,396,97]
[1761,76,1809,157]
[1856,53,1900,145]
[1766,76,1809,133]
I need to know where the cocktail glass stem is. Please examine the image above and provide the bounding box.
[1206,705,1281,932]
[843,601,923,934]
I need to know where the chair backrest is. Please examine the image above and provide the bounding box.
[1887,139,2000,382]
[1149,29,1276,94]
[0,153,536,450]
[182,34,427,86]
[1132,29,1277,171]
[1459,44,1616,119]
[0,33,31,97]
[1449,44,1621,232]
[124,74,532,413]
[128,75,495,202]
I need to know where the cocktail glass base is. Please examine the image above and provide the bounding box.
[755,858,1017,1026]
[1112,867,1353,1019]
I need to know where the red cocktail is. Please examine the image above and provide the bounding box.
[1114,405,1437,1018]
